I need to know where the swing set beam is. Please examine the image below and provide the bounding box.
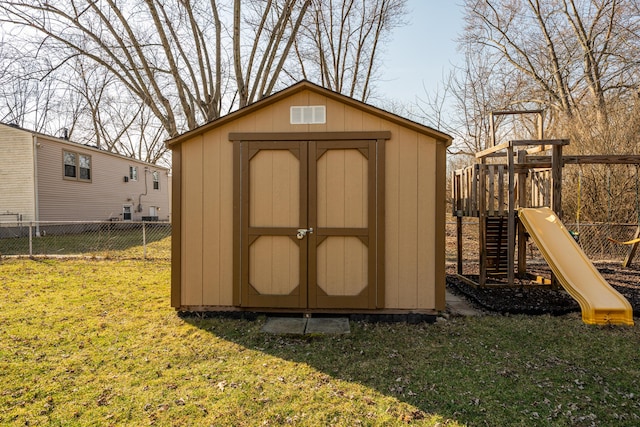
[528,155,640,166]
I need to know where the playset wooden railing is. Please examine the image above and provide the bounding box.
[452,136,567,286]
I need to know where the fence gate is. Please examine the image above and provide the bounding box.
[235,137,384,309]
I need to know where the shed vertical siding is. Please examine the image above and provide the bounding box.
[417,134,438,309]
[398,126,421,309]
[171,145,182,307]
[384,123,400,309]
[0,126,35,221]
[383,125,441,310]
[182,119,254,307]
[202,122,247,306]
[181,136,204,306]
[202,131,225,306]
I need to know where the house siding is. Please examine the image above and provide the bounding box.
[0,125,35,221]
[0,124,170,223]
[36,137,170,222]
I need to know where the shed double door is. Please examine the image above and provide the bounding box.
[236,138,384,309]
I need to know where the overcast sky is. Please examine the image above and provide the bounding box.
[378,1,464,106]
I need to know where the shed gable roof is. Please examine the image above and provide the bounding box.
[166,80,453,147]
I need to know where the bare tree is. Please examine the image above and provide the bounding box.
[234,0,311,107]
[67,57,169,164]
[294,0,407,102]
[415,45,532,157]
[461,0,639,124]
[0,1,316,137]
[448,0,640,222]
[0,57,84,139]
[0,0,408,164]
[0,1,288,138]
[0,41,54,132]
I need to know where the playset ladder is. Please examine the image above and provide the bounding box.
[484,216,509,274]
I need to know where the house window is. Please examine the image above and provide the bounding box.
[79,154,91,180]
[64,151,92,182]
[123,205,132,221]
[129,166,138,181]
[64,151,76,178]
[153,171,160,190]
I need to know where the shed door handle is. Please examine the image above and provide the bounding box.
[296,228,314,240]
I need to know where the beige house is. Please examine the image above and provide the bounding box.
[167,81,452,315]
[0,123,170,223]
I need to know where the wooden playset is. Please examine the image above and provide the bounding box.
[452,110,638,325]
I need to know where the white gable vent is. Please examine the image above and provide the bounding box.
[290,105,326,124]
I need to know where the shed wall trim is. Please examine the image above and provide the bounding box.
[376,138,386,307]
[171,145,182,307]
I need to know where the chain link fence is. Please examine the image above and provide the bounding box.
[0,221,171,259]
[1,220,636,263]
[445,220,639,264]
[564,222,638,262]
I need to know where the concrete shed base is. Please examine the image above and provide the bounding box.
[261,317,351,335]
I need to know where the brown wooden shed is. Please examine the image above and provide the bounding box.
[167,81,452,315]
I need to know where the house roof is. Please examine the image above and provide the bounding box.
[166,80,453,147]
[0,122,169,170]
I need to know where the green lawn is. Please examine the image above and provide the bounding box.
[1,258,639,426]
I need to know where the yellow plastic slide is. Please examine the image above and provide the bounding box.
[519,207,634,326]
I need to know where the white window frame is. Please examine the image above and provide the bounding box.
[63,151,76,179]
[78,154,91,181]
[152,171,160,190]
[122,205,133,221]
[63,150,92,182]
[129,166,138,181]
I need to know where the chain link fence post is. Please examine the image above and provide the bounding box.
[143,222,147,259]
[29,222,33,257]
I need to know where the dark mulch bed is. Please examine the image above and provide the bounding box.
[447,262,640,317]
